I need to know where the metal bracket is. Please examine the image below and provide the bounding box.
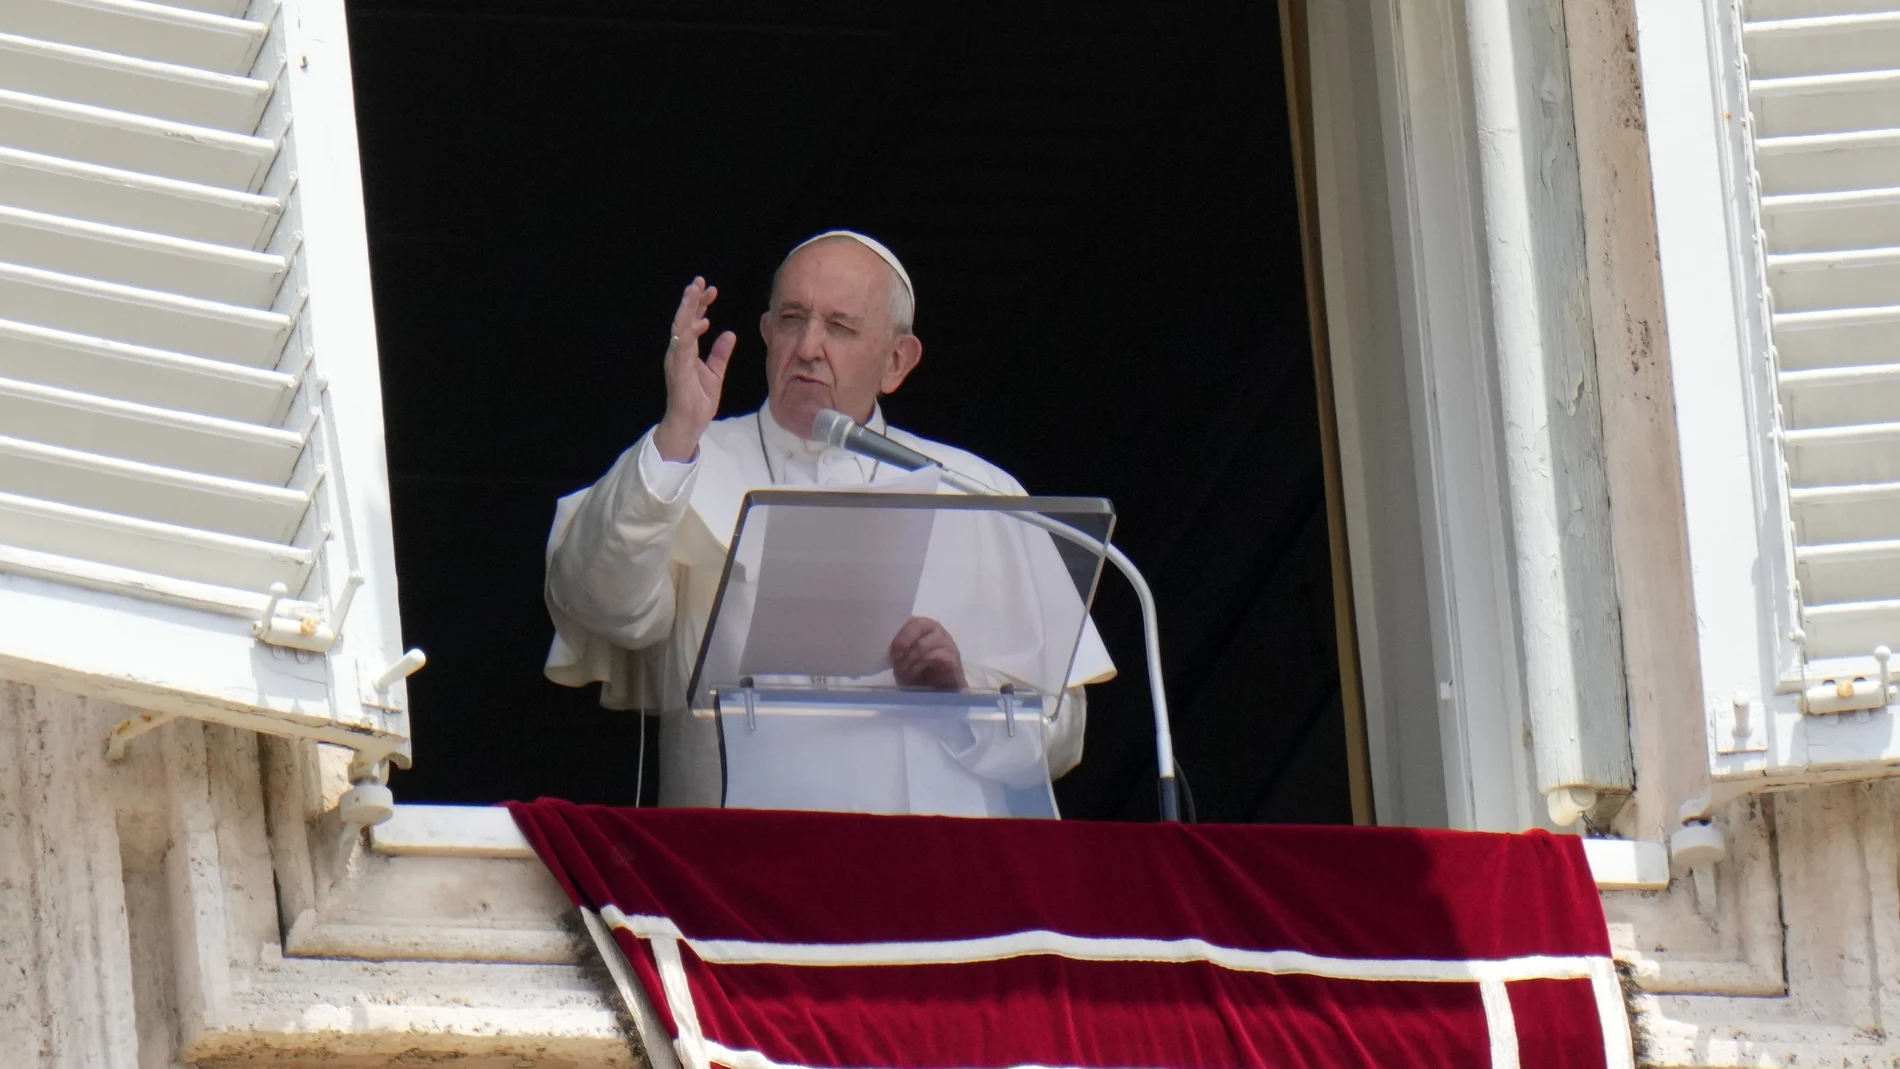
[1801,645,1893,716]
[740,677,758,733]
[1546,786,1597,827]
[104,710,181,762]
[373,649,427,691]
[334,758,396,862]
[359,649,426,712]
[1671,820,1727,915]
[1716,688,1769,754]
[251,557,363,657]
[253,581,337,652]
[1671,791,1738,915]
[102,648,417,765]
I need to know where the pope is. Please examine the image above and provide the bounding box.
[541,231,1113,814]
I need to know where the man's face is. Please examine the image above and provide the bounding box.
[761,240,920,438]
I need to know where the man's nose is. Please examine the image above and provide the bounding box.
[793,320,827,361]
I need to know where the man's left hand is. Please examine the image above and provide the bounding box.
[891,616,964,690]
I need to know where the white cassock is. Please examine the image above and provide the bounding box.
[543,404,1117,816]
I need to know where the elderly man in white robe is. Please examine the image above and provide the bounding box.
[543,231,1114,816]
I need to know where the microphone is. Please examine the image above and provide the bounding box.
[812,408,940,472]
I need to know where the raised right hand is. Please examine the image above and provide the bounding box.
[653,277,738,462]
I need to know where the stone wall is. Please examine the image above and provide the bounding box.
[1608,783,1900,1067]
[15,671,1900,1067]
[0,681,639,1068]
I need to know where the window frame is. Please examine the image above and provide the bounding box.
[343,0,1664,905]
[1307,0,1543,832]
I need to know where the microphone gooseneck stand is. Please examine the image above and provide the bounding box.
[939,468,1182,822]
[814,409,1181,822]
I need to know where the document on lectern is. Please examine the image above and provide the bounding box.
[736,466,941,678]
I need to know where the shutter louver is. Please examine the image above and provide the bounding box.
[0,0,414,773]
[0,0,313,614]
[1747,4,1900,691]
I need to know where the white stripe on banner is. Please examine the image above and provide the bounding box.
[651,933,711,1069]
[704,1038,1108,1069]
[599,906,1603,983]
[581,909,685,1069]
[595,904,1630,1068]
[1590,957,1637,1069]
[1478,978,1520,1069]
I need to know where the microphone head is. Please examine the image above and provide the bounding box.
[811,408,855,448]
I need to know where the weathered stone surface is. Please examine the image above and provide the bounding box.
[0,681,640,1068]
[1605,783,1900,1066]
[14,668,1900,1068]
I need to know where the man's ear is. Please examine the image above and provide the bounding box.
[879,334,924,395]
[758,312,772,346]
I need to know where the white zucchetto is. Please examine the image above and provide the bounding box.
[787,230,914,306]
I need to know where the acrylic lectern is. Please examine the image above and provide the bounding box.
[686,489,1114,819]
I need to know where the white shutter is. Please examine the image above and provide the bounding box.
[1751,9,1900,683]
[1637,0,1900,786]
[0,0,414,773]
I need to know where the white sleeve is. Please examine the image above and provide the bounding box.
[934,684,1090,788]
[636,433,697,502]
[545,428,699,651]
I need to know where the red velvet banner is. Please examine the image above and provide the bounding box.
[507,800,1628,1069]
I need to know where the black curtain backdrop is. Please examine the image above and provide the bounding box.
[347,0,1350,823]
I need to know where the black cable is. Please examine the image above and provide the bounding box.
[633,713,646,806]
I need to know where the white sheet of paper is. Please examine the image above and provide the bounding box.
[735,467,941,678]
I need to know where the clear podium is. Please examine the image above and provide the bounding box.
[686,489,1115,819]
